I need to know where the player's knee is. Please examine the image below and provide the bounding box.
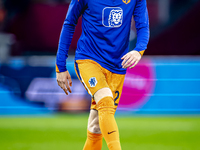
[94,87,113,104]
[97,97,115,117]
[89,124,101,133]
[88,119,101,133]
[97,96,114,109]
[87,110,101,134]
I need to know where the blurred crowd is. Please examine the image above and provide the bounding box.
[0,0,199,57]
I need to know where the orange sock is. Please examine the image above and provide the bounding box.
[83,130,103,150]
[97,97,121,150]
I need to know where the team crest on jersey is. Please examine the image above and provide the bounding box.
[122,0,131,4]
[102,7,123,28]
[89,77,97,87]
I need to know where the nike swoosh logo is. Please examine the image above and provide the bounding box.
[108,131,116,134]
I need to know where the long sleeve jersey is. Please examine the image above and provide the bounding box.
[56,0,149,74]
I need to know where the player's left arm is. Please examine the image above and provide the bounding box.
[121,0,149,69]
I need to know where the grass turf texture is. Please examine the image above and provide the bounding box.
[0,114,200,150]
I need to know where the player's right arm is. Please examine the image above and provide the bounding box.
[56,0,87,94]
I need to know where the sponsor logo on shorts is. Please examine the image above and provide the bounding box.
[89,77,97,87]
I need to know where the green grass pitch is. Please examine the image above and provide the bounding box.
[0,114,200,150]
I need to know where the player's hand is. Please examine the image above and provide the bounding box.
[121,50,142,69]
[56,71,72,95]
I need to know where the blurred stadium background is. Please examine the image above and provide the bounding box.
[0,0,200,149]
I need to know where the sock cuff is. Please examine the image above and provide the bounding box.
[87,130,103,141]
[97,96,114,110]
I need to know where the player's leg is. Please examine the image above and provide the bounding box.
[83,109,102,150]
[74,59,107,150]
[94,87,121,150]
[93,72,125,150]
[75,59,123,150]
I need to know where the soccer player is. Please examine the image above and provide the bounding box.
[56,0,149,149]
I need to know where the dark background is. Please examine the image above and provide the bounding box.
[0,0,199,56]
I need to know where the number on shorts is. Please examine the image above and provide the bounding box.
[114,91,119,106]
